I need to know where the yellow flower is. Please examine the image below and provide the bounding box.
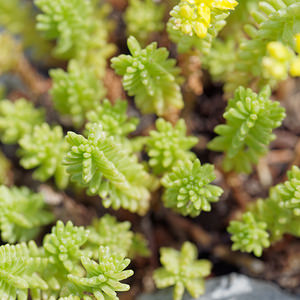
[267,41,292,61]
[295,33,300,54]
[290,57,300,77]
[170,0,238,39]
[262,57,288,80]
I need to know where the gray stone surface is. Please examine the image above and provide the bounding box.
[138,273,300,300]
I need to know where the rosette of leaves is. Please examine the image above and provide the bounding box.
[0,185,53,243]
[253,167,300,241]
[275,166,300,216]
[65,246,134,300]
[161,159,223,217]
[18,123,69,189]
[64,123,151,215]
[0,98,44,144]
[111,36,183,116]
[42,221,89,297]
[75,2,116,79]
[207,86,286,174]
[86,214,133,258]
[86,214,149,259]
[50,60,106,128]
[0,242,48,300]
[228,166,300,256]
[228,212,270,257]
[225,0,300,93]
[86,99,139,139]
[153,242,212,300]
[35,0,93,58]
[125,0,165,45]
[146,118,198,175]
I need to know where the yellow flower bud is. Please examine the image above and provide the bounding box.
[290,57,300,77]
[262,57,288,80]
[182,23,193,35]
[197,4,211,26]
[267,41,291,61]
[194,21,208,38]
[180,4,194,19]
[211,0,238,10]
[295,33,300,54]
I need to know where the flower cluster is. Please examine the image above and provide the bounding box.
[169,0,238,39]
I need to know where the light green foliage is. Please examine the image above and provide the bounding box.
[0,98,44,144]
[0,241,48,300]
[64,123,151,215]
[43,221,89,274]
[167,1,237,54]
[207,86,286,174]
[66,246,134,300]
[86,99,139,153]
[146,118,198,175]
[111,36,183,116]
[41,220,89,297]
[276,166,300,216]
[0,221,134,299]
[19,123,69,189]
[87,214,133,258]
[50,60,106,128]
[86,214,149,259]
[153,242,212,300]
[125,0,165,45]
[35,0,116,73]
[75,2,116,79]
[86,99,138,139]
[0,0,51,58]
[224,0,259,37]
[202,38,237,82]
[225,0,300,93]
[252,166,300,240]
[228,212,270,257]
[228,166,300,256]
[161,159,223,217]
[35,0,93,58]
[0,185,53,243]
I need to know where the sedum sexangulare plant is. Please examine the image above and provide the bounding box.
[1,0,299,298]
[208,86,286,174]
[125,0,165,46]
[146,118,198,175]
[228,166,300,256]
[86,214,149,259]
[50,60,106,128]
[64,123,151,215]
[0,98,45,144]
[0,185,53,243]
[154,241,212,300]
[18,123,69,189]
[111,36,183,116]
[161,158,223,217]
